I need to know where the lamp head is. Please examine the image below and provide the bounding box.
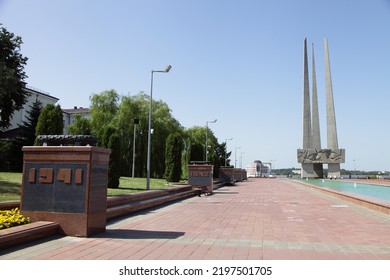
[165,65,172,72]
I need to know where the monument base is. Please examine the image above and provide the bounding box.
[301,163,323,178]
[298,148,345,179]
[327,163,341,179]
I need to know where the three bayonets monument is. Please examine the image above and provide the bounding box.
[297,38,345,178]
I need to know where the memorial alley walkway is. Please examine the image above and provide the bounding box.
[1,178,390,260]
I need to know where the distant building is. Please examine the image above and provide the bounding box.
[292,169,302,175]
[62,106,91,135]
[246,160,269,177]
[0,86,59,139]
[0,85,91,139]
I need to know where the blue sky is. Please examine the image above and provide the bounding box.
[1,0,390,171]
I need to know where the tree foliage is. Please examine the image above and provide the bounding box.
[87,90,224,182]
[185,126,218,162]
[0,25,29,129]
[189,143,204,162]
[0,140,12,171]
[185,126,225,178]
[102,127,121,188]
[67,114,91,135]
[19,99,43,145]
[5,100,43,172]
[114,93,149,178]
[113,93,183,179]
[165,133,183,182]
[95,125,122,189]
[0,100,43,172]
[90,89,119,145]
[107,132,122,188]
[150,98,183,178]
[35,104,64,140]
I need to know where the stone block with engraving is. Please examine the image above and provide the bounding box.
[188,162,213,194]
[21,146,110,237]
[219,167,234,184]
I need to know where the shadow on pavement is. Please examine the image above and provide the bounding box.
[99,229,185,240]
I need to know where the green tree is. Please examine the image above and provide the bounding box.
[114,93,183,179]
[165,133,183,182]
[7,99,43,171]
[185,126,219,162]
[189,143,204,162]
[107,129,121,188]
[185,126,221,178]
[67,115,91,135]
[35,104,64,141]
[212,142,228,178]
[0,25,29,129]
[19,99,43,145]
[151,98,183,178]
[88,90,183,181]
[115,93,149,178]
[97,125,121,188]
[90,89,119,144]
[0,140,12,171]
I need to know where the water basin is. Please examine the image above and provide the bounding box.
[295,179,390,203]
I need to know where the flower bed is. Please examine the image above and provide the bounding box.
[0,208,30,230]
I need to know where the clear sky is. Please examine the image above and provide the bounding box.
[1,0,390,171]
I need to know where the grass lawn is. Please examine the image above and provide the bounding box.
[0,172,23,202]
[0,172,174,202]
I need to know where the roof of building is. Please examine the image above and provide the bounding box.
[25,85,59,101]
[62,107,90,114]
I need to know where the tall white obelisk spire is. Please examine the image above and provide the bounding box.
[311,43,323,177]
[324,37,338,149]
[325,37,342,178]
[302,38,312,149]
[311,43,321,149]
[298,38,344,179]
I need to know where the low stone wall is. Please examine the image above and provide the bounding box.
[0,201,19,211]
[0,221,59,249]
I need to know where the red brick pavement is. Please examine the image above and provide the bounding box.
[1,178,390,260]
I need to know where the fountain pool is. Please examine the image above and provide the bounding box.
[294,179,390,204]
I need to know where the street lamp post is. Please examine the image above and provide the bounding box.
[270,159,276,175]
[225,138,233,166]
[132,118,139,179]
[240,151,245,168]
[147,65,172,190]
[235,146,241,168]
[205,119,217,162]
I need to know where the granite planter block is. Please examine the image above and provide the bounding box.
[219,167,234,184]
[21,146,110,237]
[188,162,213,194]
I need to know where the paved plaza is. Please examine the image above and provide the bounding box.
[1,178,390,260]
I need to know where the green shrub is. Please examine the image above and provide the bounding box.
[165,133,183,182]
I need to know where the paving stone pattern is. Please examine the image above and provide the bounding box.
[2,179,390,260]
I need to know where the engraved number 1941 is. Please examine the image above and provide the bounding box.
[28,167,83,185]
